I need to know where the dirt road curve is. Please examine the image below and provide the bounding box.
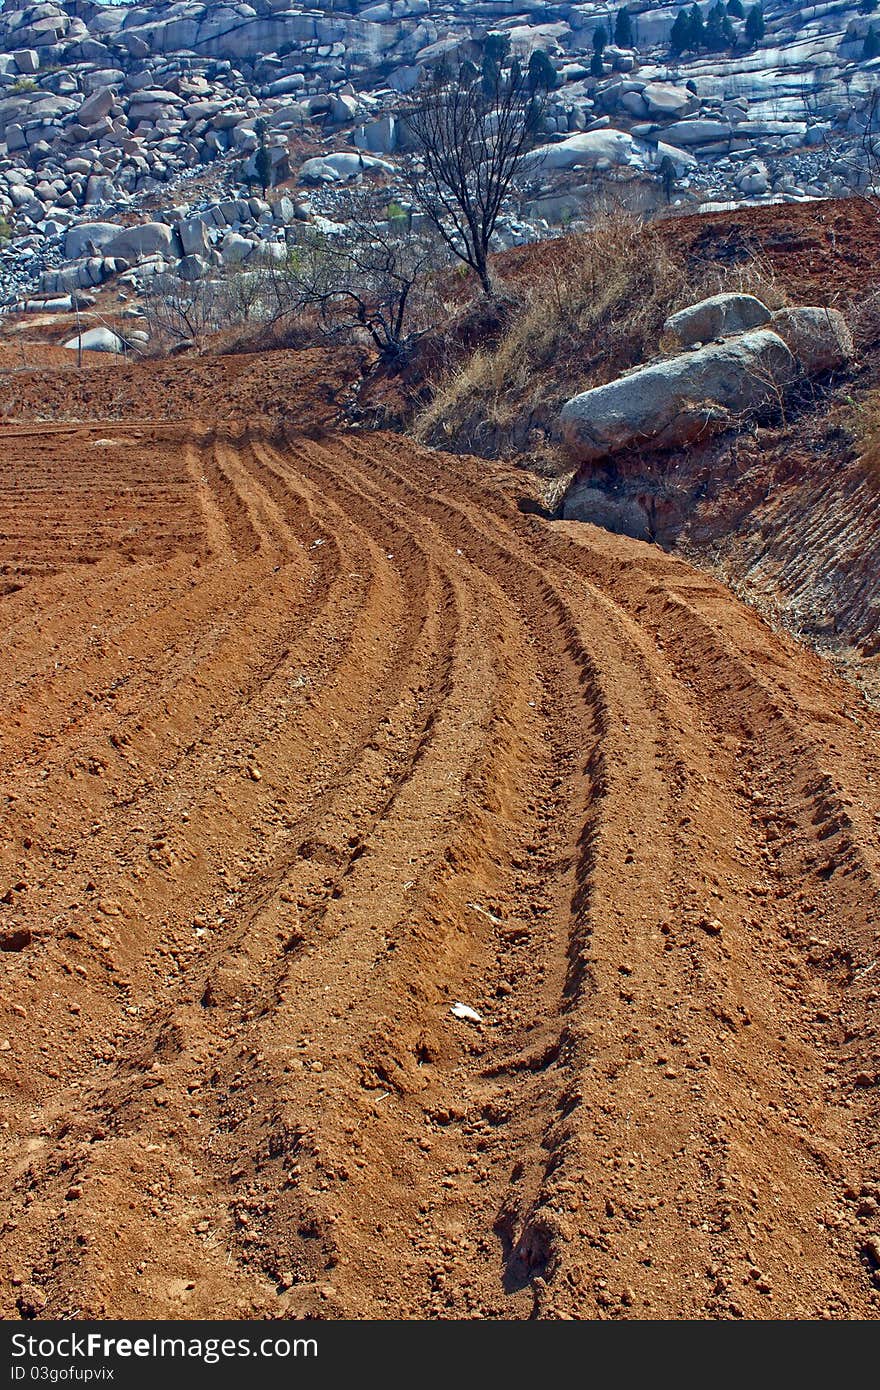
[2,422,880,1320]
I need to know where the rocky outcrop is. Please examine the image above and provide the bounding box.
[0,0,879,306]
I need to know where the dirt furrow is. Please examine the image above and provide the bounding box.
[1,423,879,1322]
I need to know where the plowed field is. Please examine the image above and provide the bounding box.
[2,420,880,1320]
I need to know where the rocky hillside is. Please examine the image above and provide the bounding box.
[1,0,880,318]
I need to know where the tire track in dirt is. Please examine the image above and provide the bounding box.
[1,424,879,1320]
[324,433,880,1317]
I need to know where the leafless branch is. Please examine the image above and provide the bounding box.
[399,62,545,295]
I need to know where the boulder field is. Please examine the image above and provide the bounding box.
[2,1,880,308]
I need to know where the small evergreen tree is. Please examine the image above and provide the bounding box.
[705,1,723,47]
[670,7,691,54]
[744,2,765,45]
[528,48,558,91]
[483,32,511,66]
[864,22,880,58]
[481,52,500,97]
[593,23,608,54]
[254,117,271,198]
[727,0,744,15]
[614,6,634,47]
[458,57,479,85]
[706,0,735,48]
[687,2,705,48]
[590,49,605,77]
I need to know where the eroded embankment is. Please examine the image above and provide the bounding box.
[560,418,880,705]
[1,422,880,1319]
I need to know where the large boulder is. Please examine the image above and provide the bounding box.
[220,231,254,265]
[77,86,114,125]
[642,82,695,119]
[560,330,796,461]
[178,253,208,282]
[659,118,733,147]
[737,159,770,195]
[13,50,39,75]
[662,293,773,350]
[64,221,123,260]
[176,214,211,257]
[63,327,126,354]
[769,307,854,374]
[354,115,397,154]
[526,128,647,172]
[297,151,394,183]
[104,222,176,262]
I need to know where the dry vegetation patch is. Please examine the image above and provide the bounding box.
[414,209,784,465]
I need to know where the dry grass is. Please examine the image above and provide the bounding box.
[413,207,784,464]
[852,387,880,485]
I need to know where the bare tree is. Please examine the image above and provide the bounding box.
[860,86,880,194]
[274,196,443,361]
[826,86,880,208]
[400,60,545,295]
[142,272,237,350]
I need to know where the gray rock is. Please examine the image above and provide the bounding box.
[642,83,694,119]
[271,195,295,224]
[64,222,123,260]
[269,74,307,98]
[354,114,397,154]
[104,221,176,262]
[77,86,114,126]
[526,128,647,171]
[561,485,652,539]
[298,151,394,183]
[560,330,796,461]
[220,231,253,265]
[63,326,125,354]
[176,214,210,257]
[662,293,773,350]
[22,295,74,313]
[331,92,358,122]
[178,253,208,281]
[13,50,39,75]
[659,118,733,148]
[737,160,770,196]
[770,306,854,374]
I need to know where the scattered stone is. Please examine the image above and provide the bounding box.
[0,925,31,952]
[450,1002,483,1024]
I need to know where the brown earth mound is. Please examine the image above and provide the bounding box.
[1,419,880,1320]
[0,346,364,429]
